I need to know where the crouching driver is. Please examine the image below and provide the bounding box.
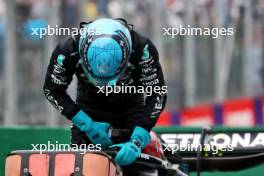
[43,18,167,175]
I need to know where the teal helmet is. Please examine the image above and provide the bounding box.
[78,18,132,86]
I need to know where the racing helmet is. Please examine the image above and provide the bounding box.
[78,18,132,86]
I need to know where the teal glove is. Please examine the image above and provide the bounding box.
[95,122,111,132]
[130,126,151,148]
[72,110,113,148]
[110,126,151,166]
[111,141,141,166]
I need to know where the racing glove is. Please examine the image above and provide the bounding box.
[110,126,151,166]
[72,110,113,148]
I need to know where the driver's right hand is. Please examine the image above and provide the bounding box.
[72,110,113,148]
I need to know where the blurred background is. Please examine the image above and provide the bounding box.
[0,0,264,127]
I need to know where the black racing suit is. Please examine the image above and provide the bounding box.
[43,29,167,174]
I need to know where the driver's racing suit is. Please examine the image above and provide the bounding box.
[43,28,167,174]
